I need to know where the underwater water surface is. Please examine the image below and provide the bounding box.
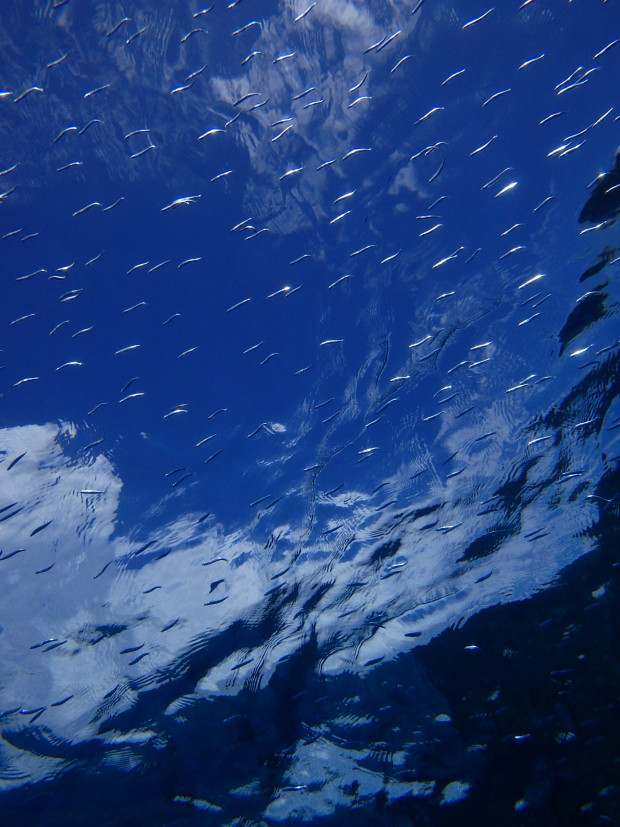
[1,0,619,824]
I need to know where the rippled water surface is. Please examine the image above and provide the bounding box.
[1,0,619,824]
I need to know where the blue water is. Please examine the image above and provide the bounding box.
[1,0,619,823]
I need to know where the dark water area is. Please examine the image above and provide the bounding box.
[1,0,620,824]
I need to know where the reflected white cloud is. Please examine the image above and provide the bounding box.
[0,392,602,789]
[201,0,424,240]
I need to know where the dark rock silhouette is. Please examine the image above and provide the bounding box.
[579,147,620,224]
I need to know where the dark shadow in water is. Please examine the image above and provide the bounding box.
[579,149,620,226]
[579,247,617,283]
[559,289,609,356]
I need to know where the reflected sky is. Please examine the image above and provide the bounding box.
[1,0,620,821]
